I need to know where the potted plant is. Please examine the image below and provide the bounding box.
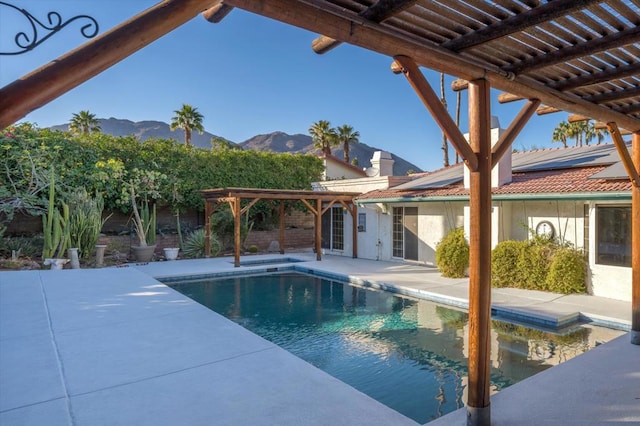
[129,182,157,262]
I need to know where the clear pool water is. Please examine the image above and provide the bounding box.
[170,272,623,423]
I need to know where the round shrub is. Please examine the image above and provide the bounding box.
[491,240,526,288]
[436,228,469,278]
[545,247,586,294]
[248,245,259,253]
[517,243,553,290]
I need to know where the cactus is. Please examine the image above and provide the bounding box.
[42,169,70,259]
[130,182,157,247]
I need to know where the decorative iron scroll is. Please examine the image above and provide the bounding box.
[0,1,99,55]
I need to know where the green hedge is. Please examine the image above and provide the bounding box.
[1,123,324,221]
[492,237,586,294]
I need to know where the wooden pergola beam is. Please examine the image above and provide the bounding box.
[504,26,640,75]
[0,0,219,129]
[492,99,541,167]
[551,63,640,92]
[224,0,640,132]
[443,0,598,52]
[607,123,640,188]
[312,0,418,54]
[392,55,479,171]
[585,87,640,104]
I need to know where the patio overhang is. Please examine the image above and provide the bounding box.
[200,187,360,267]
[1,1,639,424]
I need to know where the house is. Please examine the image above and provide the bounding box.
[316,119,633,302]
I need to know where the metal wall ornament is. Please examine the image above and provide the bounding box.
[0,1,98,55]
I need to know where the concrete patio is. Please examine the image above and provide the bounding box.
[1,254,637,425]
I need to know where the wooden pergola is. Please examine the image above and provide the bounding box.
[1,1,638,425]
[200,187,360,267]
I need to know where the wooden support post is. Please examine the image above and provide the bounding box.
[280,201,286,255]
[0,0,218,128]
[632,132,640,345]
[316,199,322,261]
[467,79,492,426]
[351,204,358,259]
[204,200,212,257]
[233,197,241,267]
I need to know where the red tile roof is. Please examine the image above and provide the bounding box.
[356,166,632,201]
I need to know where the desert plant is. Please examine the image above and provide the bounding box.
[248,245,259,253]
[42,169,71,259]
[68,188,111,259]
[435,227,469,278]
[182,228,222,258]
[545,247,586,294]
[0,235,43,258]
[129,182,157,247]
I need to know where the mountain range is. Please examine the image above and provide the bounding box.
[51,118,422,175]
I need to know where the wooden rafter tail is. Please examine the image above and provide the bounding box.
[492,99,541,167]
[498,93,523,104]
[392,55,479,171]
[569,114,591,123]
[536,105,561,115]
[451,79,468,92]
[595,122,631,135]
[312,35,341,54]
[607,123,640,188]
[202,3,234,23]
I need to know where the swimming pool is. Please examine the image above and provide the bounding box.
[170,272,623,423]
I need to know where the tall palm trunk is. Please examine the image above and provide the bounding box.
[440,73,450,167]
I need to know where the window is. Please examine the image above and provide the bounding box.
[392,207,404,258]
[596,205,631,267]
[321,206,344,251]
[332,207,344,250]
[358,213,366,232]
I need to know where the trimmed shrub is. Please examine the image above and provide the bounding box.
[436,228,469,278]
[491,240,526,288]
[517,243,554,290]
[545,247,586,294]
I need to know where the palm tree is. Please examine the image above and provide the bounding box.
[69,110,101,135]
[336,124,360,163]
[585,121,607,146]
[170,104,204,147]
[552,121,570,148]
[309,120,338,155]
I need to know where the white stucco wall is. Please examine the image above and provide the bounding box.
[586,202,632,302]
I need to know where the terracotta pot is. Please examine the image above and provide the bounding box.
[132,245,156,262]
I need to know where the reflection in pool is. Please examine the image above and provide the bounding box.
[170,272,623,423]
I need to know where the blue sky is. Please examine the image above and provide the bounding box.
[1,1,571,171]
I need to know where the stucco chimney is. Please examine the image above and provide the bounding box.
[463,116,512,188]
[370,151,394,177]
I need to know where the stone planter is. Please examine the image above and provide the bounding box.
[163,247,180,261]
[132,245,156,262]
[67,248,80,269]
[44,258,69,270]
